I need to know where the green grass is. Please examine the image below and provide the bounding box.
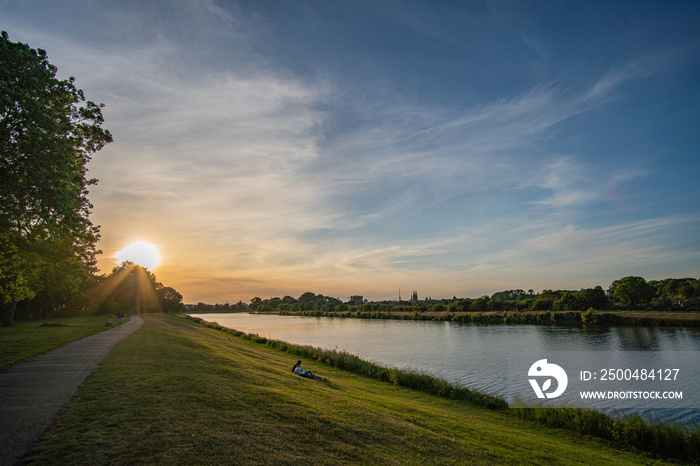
[0,314,127,369]
[196,317,700,462]
[613,311,700,322]
[25,314,673,464]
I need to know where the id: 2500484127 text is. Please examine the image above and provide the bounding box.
[580,368,679,382]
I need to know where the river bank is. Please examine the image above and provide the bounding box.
[24,314,682,464]
[188,315,700,463]
[274,309,700,327]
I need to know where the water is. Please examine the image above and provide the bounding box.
[191,313,700,425]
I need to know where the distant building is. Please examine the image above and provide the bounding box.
[350,295,364,304]
[410,291,418,302]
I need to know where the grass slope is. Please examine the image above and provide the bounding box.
[26,314,667,465]
[0,314,125,370]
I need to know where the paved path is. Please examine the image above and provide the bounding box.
[0,316,144,465]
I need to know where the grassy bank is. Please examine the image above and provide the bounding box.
[26,314,679,464]
[192,316,700,463]
[0,314,127,370]
[276,309,700,327]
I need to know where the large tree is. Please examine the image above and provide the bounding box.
[1,32,112,325]
[609,276,656,309]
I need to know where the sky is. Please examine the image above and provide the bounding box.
[3,0,700,303]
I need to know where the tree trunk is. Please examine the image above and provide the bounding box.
[1,300,18,327]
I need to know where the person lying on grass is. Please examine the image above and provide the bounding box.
[292,360,328,381]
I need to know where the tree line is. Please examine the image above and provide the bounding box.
[250,277,700,314]
[1,32,182,325]
[250,292,344,313]
[192,301,248,312]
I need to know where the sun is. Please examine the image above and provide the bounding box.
[115,241,161,269]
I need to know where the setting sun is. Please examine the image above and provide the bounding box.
[115,241,161,270]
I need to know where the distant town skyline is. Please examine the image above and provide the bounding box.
[3,1,699,303]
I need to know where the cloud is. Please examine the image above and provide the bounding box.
[528,156,600,207]
[499,215,700,275]
[338,235,464,273]
[307,74,650,228]
[6,2,697,302]
[584,44,700,102]
[42,31,335,281]
[29,9,668,243]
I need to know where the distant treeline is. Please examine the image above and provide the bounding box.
[249,276,700,314]
[191,301,249,312]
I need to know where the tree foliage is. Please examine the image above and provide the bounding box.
[1,31,112,324]
[248,277,699,316]
[250,292,342,312]
[94,262,183,315]
[609,276,656,309]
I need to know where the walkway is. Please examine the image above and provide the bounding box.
[0,316,144,465]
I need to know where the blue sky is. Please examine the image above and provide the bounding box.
[3,0,699,303]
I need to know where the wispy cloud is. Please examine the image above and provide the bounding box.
[308,74,650,227]
[5,1,697,301]
[584,44,700,102]
[38,28,336,282]
[491,215,700,277]
[529,156,602,207]
[80,40,699,299]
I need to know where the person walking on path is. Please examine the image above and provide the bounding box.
[0,315,144,465]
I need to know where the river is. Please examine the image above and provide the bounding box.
[190,313,700,426]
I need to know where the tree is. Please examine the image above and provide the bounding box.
[1,32,111,325]
[490,289,527,302]
[158,286,184,313]
[558,286,609,311]
[470,297,489,312]
[649,278,700,309]
[579,286,609,310]
[96,262,167,314]
[609,276,655,308]
[249,297,262,311]
[15,231,102,319]
[532,290,561,311]
[0,232,37,314]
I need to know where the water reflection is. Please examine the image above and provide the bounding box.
[612,327,660,350]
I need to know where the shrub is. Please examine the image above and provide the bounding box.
[510,406,700,462]
[581,308,598,324]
